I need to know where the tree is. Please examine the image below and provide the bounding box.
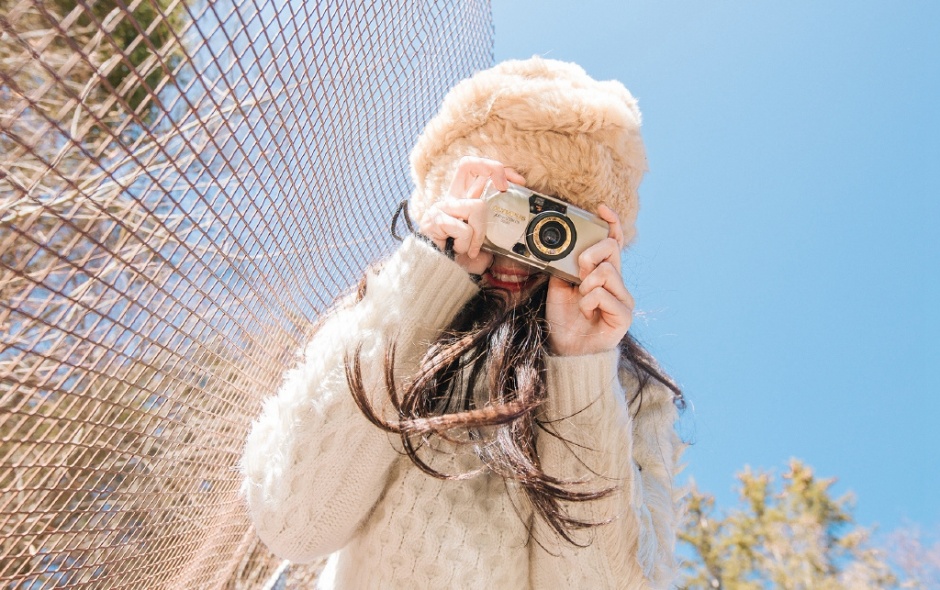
[679,459,899,590]
[1,1,286,586]
[886,525,940,590]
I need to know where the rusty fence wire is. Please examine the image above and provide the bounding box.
[0,0,493,587]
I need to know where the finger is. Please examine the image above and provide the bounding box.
[423,211,473,254]
[466,174,489,200]
[579,287,633,329]
[451,157,514,192]
[504,167,527,186]
[419,218,451,251]
[455,249,493,275]
[578,237,622,279]
[417,207,444,249]
[438,199,488,257]
[578,261,632,304]
[437,198,485,221]
[466,201,488,258]
[596,204,624,248]
[447,157,489,197]
[440,217,474,255]
[547,275,578,301]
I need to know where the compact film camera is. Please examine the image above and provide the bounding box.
[482,182,609,285]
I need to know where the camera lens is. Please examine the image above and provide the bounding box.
[525,212,577,262]
[540,223,564,248]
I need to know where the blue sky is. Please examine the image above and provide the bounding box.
[494,0,939,534]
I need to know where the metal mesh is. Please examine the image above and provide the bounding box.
[0,0,493,587]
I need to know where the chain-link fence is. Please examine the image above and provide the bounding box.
[0,0,493,586]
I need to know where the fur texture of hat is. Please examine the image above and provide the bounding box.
[409,57,648,242]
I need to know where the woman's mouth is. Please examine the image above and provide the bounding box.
[483,266,537,292]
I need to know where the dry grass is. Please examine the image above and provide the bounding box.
[1,0,296,586]
[1,0,493,586]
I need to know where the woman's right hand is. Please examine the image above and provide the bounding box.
[418,156,526,275]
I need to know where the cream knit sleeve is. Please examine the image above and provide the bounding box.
[240,236,479,563]
[529,350,682,589]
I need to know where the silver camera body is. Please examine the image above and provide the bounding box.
[482,181,609,285]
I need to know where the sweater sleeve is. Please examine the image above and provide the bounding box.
[529,350,683,589]
[240,236,479,563]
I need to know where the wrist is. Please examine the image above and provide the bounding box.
[548,336,619,357]
[414,232,455,260]
[542,348,621,419]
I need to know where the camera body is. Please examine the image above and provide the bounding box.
[482,182,609,285]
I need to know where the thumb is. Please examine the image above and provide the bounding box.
[547,275,576,299]
[457,250,494,276]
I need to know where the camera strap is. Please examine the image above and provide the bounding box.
[391,199,455,259]
[390,199,414,241]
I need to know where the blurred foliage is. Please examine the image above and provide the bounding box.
[50,0,187,121]
[678,459,935,589]
[886,526,940,590]
[1,0,273,585]
[0,0,492,585]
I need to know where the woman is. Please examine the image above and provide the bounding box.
[241,57,685,589]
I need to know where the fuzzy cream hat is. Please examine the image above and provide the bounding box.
[409,57,648,242]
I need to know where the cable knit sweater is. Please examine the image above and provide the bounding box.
[241,236,684,589]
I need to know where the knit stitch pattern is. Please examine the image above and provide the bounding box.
[241,236,682,589]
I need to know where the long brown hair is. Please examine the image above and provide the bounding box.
[345,269,684,546]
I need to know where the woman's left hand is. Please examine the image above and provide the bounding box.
[546,204,634,356]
